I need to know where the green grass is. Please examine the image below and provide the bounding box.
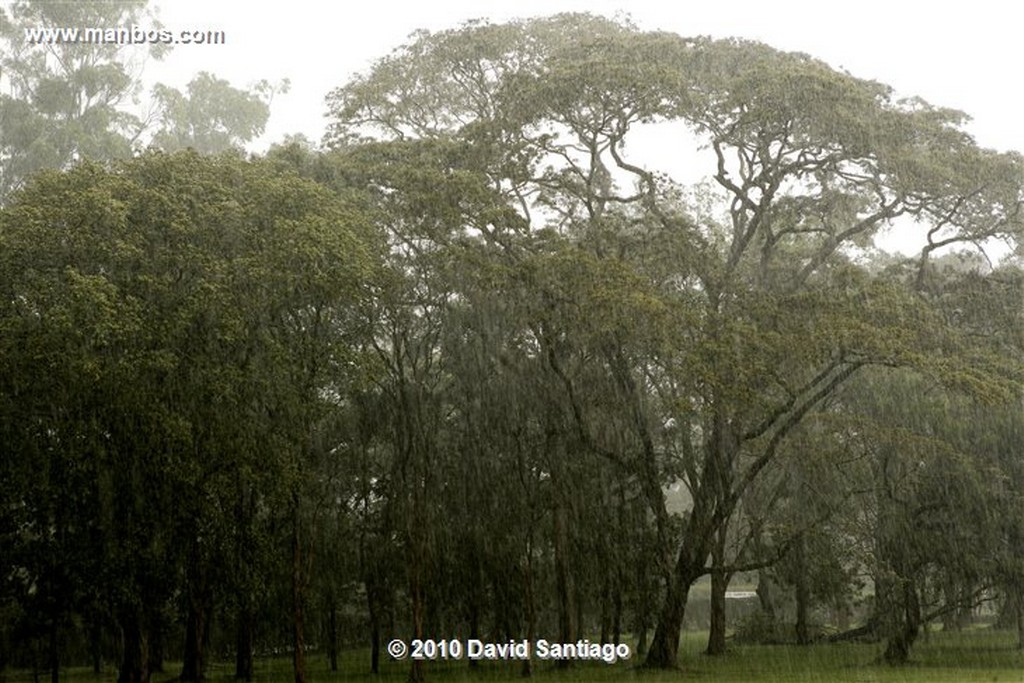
[6,629,1022,683]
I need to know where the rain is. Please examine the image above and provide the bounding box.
[1,2,1022,683]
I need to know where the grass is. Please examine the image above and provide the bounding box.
[5,629,1022,683]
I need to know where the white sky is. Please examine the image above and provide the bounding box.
[145,0,1024,155]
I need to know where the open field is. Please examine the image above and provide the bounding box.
[4,629,1021,683]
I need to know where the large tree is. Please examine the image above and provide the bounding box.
[325,14,1023,669]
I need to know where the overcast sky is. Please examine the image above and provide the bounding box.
[146,0,1024,155]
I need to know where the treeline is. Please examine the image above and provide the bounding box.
[2,11,1024,683]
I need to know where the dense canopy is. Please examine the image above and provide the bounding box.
[2,12,1023,683]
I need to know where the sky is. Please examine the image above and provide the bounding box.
[144,0,1024,156]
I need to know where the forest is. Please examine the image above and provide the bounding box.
[1,4,1023,683]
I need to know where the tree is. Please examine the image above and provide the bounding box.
[324,14,1023,670]
[150,73,286,154]
[0,0,284,204]
[0,150,379,683]
[0,0,162,203]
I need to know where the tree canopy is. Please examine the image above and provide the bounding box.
[1,12,1022,683]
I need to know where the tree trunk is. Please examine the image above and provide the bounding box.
[644,577,687,669]
[234,476,256,681]
[366,577,381,675]
[1017,594,1024,651]
[326,599,338,672]
[553,500,576,669]
[180,601,206,682]
[117,608,149,683]
[706,571,728,654]
[234,607,254,681]
[89,619,103,674]
[794,533,810,645]
[882,579,921,665]
[756,569,776,622]
[147,613,164,675]
[521,536,536,678]
[181,539,210,683]
[291,497,307,683]
[407,570,425,683]
[612,567,623,647]
[600,572,611,645]
[48,612,59,683]
[706,527,729,655]
[467,556,481,671]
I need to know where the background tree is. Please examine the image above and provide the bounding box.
[150,73,286,154]
[0,0,161,202]
[0,0,284,204]
[0,151,379,683]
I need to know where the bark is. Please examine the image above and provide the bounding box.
[634,548,651,659]
[147,614,163,674]
[116,608,149,683]
[521,536,536,678]
[756,569,776,622]
[599,573,611,645]
[882,579,921,665]
[612,567,623,646]
[180,600,207,681]
[89,620,102,675]
[1017,594,1024,651]
[466,551,481,670]
[408,570,425,683]
[552,500,576,669]
[794,533,810,645]
[645,422,733,669]
[643,576,688,669]
[706,571,728,654]
[47,612,59,683]
[233,476,255,681]
[181,539,210,683]
[326,600,338,672]
[366,576,381,674]
[291,498,307,683]
[706,527,729,655]
[234,607,254,682]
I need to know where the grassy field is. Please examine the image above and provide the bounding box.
[5,629,1022,683]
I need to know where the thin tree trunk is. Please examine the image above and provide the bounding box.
[521,536,536,678]
[612,567,623,646]
[234,607,254,681]
[181,540,209,683]
[600,572,611,645]
[326,599,338,672]
[89,619,102,674]
[407,569,425,683]
[366,577,381,674]
[291,496,307,683]
[794,533,810,645]
[48,612,59,683]
[553,500,576,669]
[234,476,255,681]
